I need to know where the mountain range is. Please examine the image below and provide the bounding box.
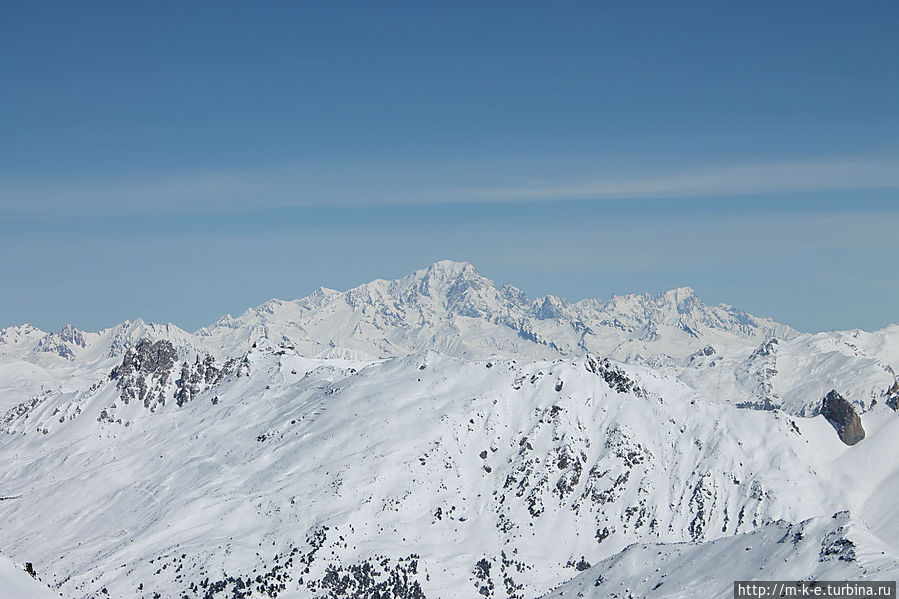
[1,261,897,598]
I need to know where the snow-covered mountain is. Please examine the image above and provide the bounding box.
[1,261,897,598]
[192,260,798,363]
[3,261,896,415]
[4,343,899,598]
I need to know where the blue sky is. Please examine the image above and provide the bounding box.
[1,2,897,333]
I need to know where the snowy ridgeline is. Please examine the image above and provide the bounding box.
[2,261,898,418]
[0,261,897,598]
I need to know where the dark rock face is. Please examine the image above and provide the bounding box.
[821,390,865,446]
[175,355,231,407]
[108,340,236,413]
[584,356,645,397]
[110,340,178,410]
[111,339,178,379]
[886,379,899,411]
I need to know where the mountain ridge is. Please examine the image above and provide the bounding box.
[2,261,895,416]
[1,260,797,363]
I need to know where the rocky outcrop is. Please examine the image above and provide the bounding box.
[821,390,865,446]
[112,339,178,378]
[886,380,899,411]
[584,356,645,397]
[174,355,233,407]
[110,340,178,411]
[689,345,716,362]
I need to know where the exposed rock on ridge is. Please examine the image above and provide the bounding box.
[822,390,865,445]
[110,339,178,411]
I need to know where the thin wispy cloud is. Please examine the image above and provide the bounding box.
[471,159,899,202]
[1,158,897,217]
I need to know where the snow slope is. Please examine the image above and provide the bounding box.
[0,341,897,598]
[0,553,57,599]
[540,512,899,599]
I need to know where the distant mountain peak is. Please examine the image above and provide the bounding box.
[660,285,698,303]
[403,259,483,290]
[421,259,477,276]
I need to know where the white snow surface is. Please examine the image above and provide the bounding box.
[0,261,897,598]
[0,553,57,599]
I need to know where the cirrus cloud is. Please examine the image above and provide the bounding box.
[1,157,898,217]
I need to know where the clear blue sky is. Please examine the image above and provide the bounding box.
[1,1,897,333]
